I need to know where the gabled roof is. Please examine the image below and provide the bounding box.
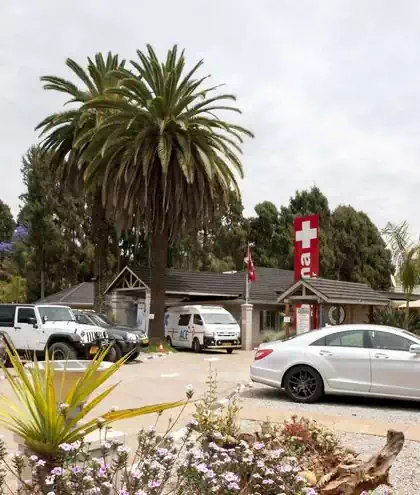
[35,282,94,308]
[278,277,389,306]
[106,265,294,304]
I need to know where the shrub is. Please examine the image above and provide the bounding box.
[193,367,241,440]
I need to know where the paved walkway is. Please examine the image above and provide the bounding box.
[1,350,419,450]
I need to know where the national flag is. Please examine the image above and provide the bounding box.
[244,245,257,282]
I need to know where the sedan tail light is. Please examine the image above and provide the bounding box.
[254,349,273,361]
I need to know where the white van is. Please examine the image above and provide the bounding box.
[165,305,241,354]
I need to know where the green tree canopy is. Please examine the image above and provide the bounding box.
[0,200,15,242]
[331,206,393,290]
[37,45,253,339]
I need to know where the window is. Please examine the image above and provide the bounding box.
[193,314,203,325]
[76,314,93,325]
[311,336,326,346]
[178,314,191,326]
[260,310,284,332]
[0,306,15,327]
[201,312,236,325]
[38,306,74,322]
[370,331,413,352]
[325,330,365,348]
[17,308,36,324]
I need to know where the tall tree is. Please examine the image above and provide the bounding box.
[331,206,393,290]
[382,221,420,328]
[20,146,95,301]
[0,200,15,243]
[57,45,253,340]
[36,53,126,310]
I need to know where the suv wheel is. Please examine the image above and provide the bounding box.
[48,342,78,361]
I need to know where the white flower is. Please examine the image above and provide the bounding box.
[110,406,119,412]
[58,403,69,412]
[185,384,194,391]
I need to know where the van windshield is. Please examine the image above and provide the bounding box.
[202,313,237,325]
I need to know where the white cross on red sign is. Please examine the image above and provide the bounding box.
[295,221,318,250]
[294,214,319,281]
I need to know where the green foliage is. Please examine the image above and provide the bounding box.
[370,306,420,334]
[193,367,240,440]
[262,330,285,343]
[0,346,183,458]
[0,200,15,242]
[331,206,393,289]
[248,187,393,290]
[0,275,27,303]
[19,146,96,301]
[38,45,253,338]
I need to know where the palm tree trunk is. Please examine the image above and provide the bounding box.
[149,227,169,342]
[405,295,410,330]
[92,192,109,312]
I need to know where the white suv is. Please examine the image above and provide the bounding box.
[0,304,109,360]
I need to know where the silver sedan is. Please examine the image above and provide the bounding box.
[250,324,420,403]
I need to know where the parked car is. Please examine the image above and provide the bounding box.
[165,305,241,353]
[73,310,148,362]
[250,324,420,403]
[0,304,109,360]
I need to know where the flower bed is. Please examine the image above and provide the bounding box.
[0,365,402,494]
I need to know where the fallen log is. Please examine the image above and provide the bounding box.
[317,429,404,495]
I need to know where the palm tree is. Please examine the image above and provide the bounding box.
[382,221,420,328]
[74,45,253,340]
[36,53,127,310]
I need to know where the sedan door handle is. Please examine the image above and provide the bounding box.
[319,350,333,356]
[14,326,21,330]
[375,353,390,359]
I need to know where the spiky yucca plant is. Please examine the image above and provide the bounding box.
[0,347,183,458]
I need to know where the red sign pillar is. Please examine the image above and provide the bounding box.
[293,214,320,333]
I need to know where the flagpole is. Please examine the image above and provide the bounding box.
[245,242,250,304]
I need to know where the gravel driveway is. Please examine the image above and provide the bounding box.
[243,384,420,494]
[242,384,420,428]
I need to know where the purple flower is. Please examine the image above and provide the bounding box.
[148,480,161,489]
[254,442,265,450]
[223,472,239,483]
[72,466,82,474]
[12,225,28,241]
[227,482,240,491]
[196,463,209,473]
[50,467,64,476]
[0,242,13,254]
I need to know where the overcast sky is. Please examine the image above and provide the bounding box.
[2,0,420,234]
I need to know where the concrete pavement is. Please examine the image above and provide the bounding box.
[1,350,419,451]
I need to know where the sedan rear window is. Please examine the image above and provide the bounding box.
[311,330,366,348]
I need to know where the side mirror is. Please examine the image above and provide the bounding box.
[409,344,420,354]
[42,315,47,324]
[28,317,38,328]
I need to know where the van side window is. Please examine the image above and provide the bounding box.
[0,306,16,327]
[178,314,191,326]
[193,314,203,325]
[17,308,36,324]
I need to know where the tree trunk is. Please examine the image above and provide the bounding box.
[92,192,109,312]
[40,249,45,300]
[318,429,404,494]
[149,227,169,342]
[405,291,410,330]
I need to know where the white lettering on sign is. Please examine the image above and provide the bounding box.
[301,252,311,266]
[296,221,317,249]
